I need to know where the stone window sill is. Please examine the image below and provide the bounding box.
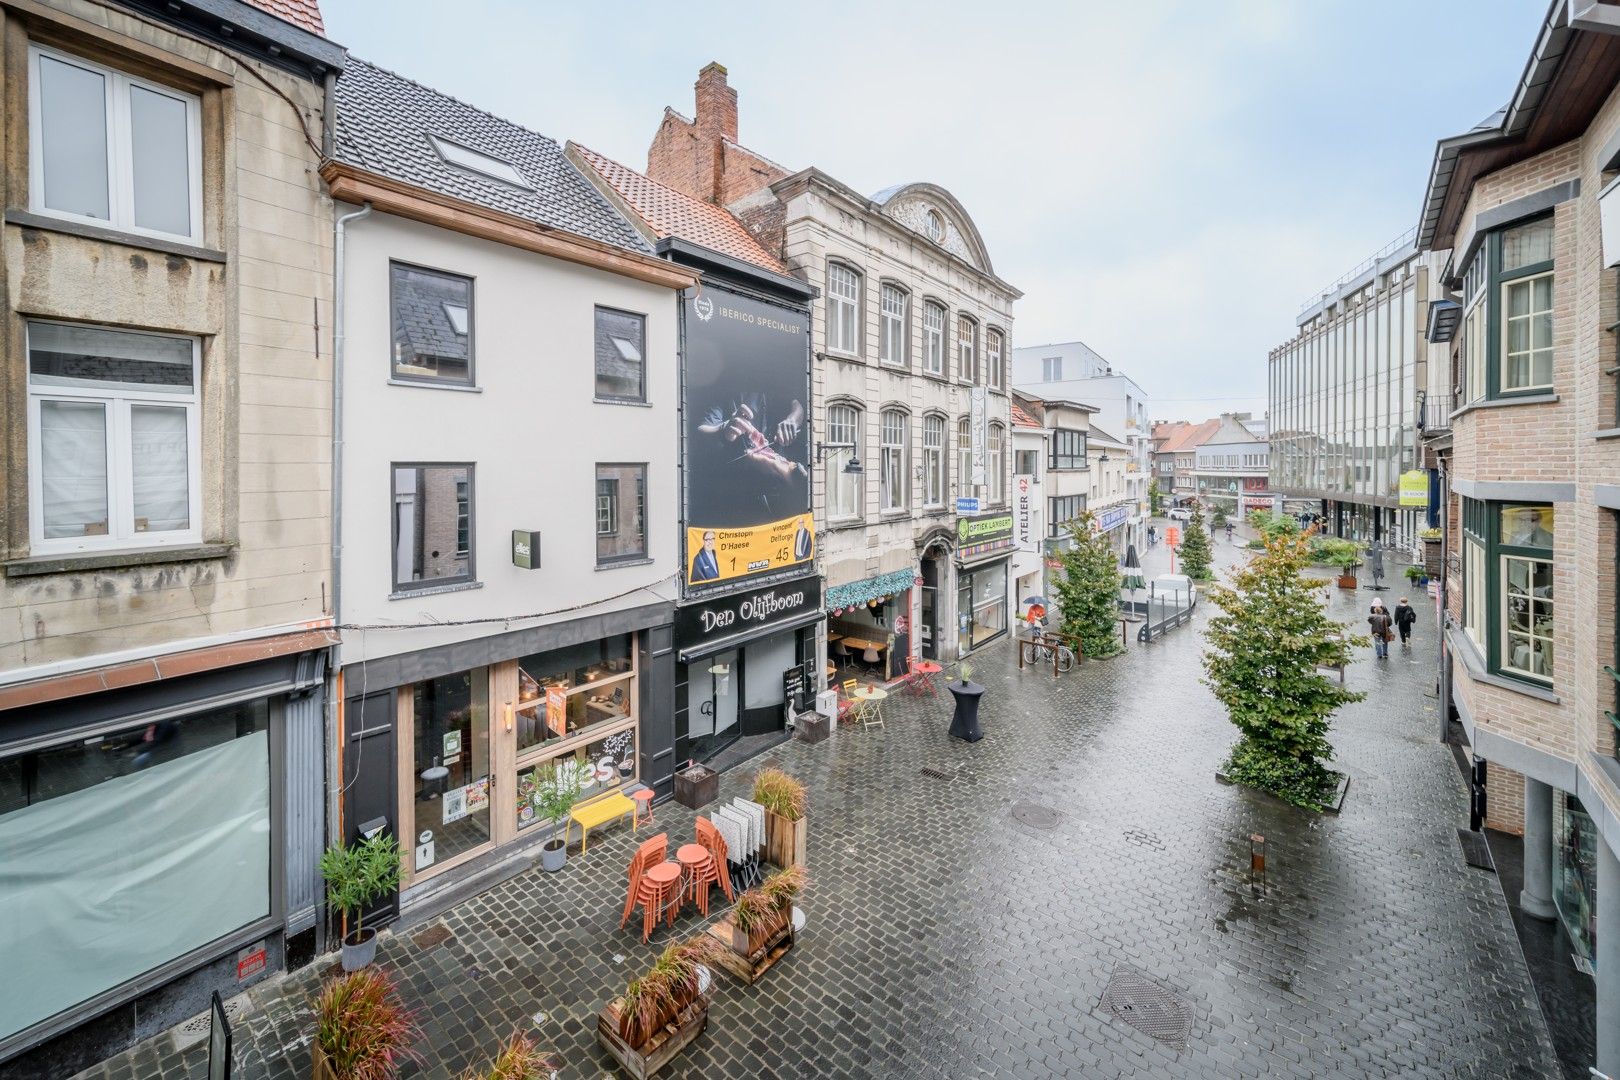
[1446,626,1560,704]
[595,558,654,571]
[594,397,653,408]
[5,542,234,578]
[1591,427,1620,441]
[387,378,483,393]
[389,580,483,600]
[823,519,865,533]
[1449,392,1559,423]
[5,208,227,263]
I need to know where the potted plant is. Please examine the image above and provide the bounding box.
[703,866,806,985]
[459,1031,562,1080]
[597,939,719,1077]
[311,968,419,1080]
[320,833,402,971]
[1404,564,1427,586]
[752,767,807,868]
[535,759,585,873]
[1328,548,1359,590]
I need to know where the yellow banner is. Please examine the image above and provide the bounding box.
[687,514,814,587]
[1399,470,1428,508]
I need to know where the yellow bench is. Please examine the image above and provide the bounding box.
[567,791,637,854]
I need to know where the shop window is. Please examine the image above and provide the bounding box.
[986,329,1004,390]
[410,669,490,873]
[1554,792,1597,963]
[922,414,945,507]
[26,321,201,554]
[390,263,474,385]
[922,301,945,375]
[29,45,202,242]
[880,409,908,512]
[880,284,908,367]
[826,262,861,355]
[392,464,475,591]
[957,560,1007,654]
[825,404,862,520]
[0,700,269,1042]
[514,635,635,754]
[595,463,647,565]
[1459,497,1554,684]
[1050,428,1087,470]
[516,726,637,829]
[594,306,646,402]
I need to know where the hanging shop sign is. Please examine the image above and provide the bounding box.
[957,510,1014,562]
[682,282,813,590]
[676,574,824,651]
[1014,475,1037,552]
[1093,504,1131,533]
[955,496,981,515]
[511,529,540,570]
[1399,470,1429,508]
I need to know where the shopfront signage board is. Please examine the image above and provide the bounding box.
[511,530,539,570]
[957,511,1015,561]
[956,496,981,515]
[783,663,809,714]
[1093,504,1131,533]
[1399,470,1429,508]
[677,574,823,652]
[682,282,814,590]
[1014,476,1036,551]
[970,387,987,486]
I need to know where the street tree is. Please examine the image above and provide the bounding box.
[1148,478,1163,516]
[1179,503,1215,580]
[1051,512,1124,660]
[1201,530,1365,809]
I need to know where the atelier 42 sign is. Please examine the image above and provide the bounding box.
[676,575,823,647]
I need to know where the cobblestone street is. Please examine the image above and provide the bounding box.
[79,533,1559,1079]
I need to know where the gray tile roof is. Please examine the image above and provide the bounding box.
[333,58,652,254]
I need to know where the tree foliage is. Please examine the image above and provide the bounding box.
[1148,478,1163,516]
[1201,531,1366,809]
[1051,512,1124,660]
[1178,503,1214,581]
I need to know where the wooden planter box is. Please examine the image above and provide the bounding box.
[764,811,806,869]
[674,764,718,810]
[1336,573,1358,590]
[795,711,830,745]
[311,1044,337,1080]
[597,996,708,1079]
[1422,537,1442,579]
[703,914,794,985]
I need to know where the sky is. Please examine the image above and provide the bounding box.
[321,1,1549,420]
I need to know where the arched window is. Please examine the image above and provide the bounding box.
[957,416,973,497]
[880,284,908,367]
[986,328,1004,390]
[957,314,978,383]
[923,301,946,376]
[922,414,945,508]
[825,403,862,519]
[988,422,1006,504]
[880,409,909,511]
[826,263,862,356]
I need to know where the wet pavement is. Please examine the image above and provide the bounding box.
[76,527,1558,1078]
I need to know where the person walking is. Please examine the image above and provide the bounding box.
[1393,597,1417,648]
[1368,601,1393,660]
[1225,521,1235,544]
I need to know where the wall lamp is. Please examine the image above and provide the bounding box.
[817,442,863,474]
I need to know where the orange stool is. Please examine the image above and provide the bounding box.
[632,789,655,831]
[676,843,721,917]
[636,861,682,941]
[619,833,667,929]
[695,817,734,902]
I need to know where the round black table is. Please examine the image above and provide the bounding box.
[947,680,985,742]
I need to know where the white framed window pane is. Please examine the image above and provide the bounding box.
[37,54,109,221]
[130,405,189,532]
[40,400,109,539]
[128,84,192,237]
[29,322,194,393]
[1501,218,1552,271]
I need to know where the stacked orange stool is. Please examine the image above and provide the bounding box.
[636,861,683,942]
[695,817,734,903]
[619,833,667,930]
[676,842,722,917]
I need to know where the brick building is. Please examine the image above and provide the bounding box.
[646,64,1022,667]
[1419,3,1620,1069]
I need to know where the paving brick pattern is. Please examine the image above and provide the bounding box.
[76,535,1558,1078]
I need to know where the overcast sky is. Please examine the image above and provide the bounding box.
[323,1,1546,420]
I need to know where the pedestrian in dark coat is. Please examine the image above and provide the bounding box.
[1393,598,1417,646]
[1368,605,1393,660]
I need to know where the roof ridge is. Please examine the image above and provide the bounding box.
[347,55,561,150]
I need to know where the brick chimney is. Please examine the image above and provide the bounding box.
[647,62,786,210]
[694,62,737,144]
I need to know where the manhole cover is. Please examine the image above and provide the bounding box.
[1010,801,1062,830]
[1100,965,1191,1049]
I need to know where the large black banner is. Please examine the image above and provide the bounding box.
[683,284,813,589]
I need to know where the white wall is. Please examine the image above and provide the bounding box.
[338,211,680,666]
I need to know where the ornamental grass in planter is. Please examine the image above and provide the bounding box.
[312,968,420,1080]
[458,1030,562,1080]
[731,866,807,955]
[753,767,808,868]
[616,938,717,1047]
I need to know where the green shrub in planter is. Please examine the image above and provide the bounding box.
[1404,565,1425,583]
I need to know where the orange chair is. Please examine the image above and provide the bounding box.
[619,833,668,929]
[695,817,734,903]
[636,861,682,942]
[837,679,862,726]
[676,843,722,917]
[632,788,656,831]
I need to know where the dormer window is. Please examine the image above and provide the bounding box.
[427,134,531,189]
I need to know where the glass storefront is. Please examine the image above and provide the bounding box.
[958,560,1009,654]
[1554,791,1598,963]
[0,700,271,1043]
[514,635,634,752]
[411,668,491,873]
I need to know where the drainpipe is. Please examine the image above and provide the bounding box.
[1437,457,1451,743]
[325,201,372,867]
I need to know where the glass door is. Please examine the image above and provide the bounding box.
[408,668,491,879]
[688,650,740,761]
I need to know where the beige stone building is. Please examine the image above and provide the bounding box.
[648,64,1022,669]
[0,1,342,1071]
[1420,3,1620,1066]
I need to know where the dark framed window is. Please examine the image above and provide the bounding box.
[1459,215,1554,403]
[594,306,646,401]
[1048,494,1085,536]
[390,263,473,385]
[596,463,646,565]
[1460,496,1554,684]
[1050,429,1087,470]
[392,463,475,591]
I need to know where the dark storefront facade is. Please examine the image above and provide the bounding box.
[0,638,330,1075]
[955,510,1014,654]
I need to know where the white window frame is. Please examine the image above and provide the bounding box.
[879,284,908,367]
[922,414,945,508]
[956,417,973,497]
[1463,535,1485,647]
[28,44,204,244]
[826,404,862,520]
[1499,271,1554,393]
[827,263,861,356]
[923,302,946,376]
[1499,552,1554,681]
[986,329,1004,390]
[957,315,978,383]
[26,320,203,555]
[987,423,1005,504]
[880,409,908,512]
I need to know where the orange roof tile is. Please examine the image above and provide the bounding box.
[1011,401,1041,429]
[1159,418,1221,453]
[244,0,324,34]
[573,144,786,274]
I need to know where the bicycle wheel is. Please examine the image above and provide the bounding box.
[1055,647,1076,673]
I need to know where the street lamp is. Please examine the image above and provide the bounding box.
[817,442,863,474]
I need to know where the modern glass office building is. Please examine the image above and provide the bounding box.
[1268,238,1433,545]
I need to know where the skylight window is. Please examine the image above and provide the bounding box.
[427,134,531,189]
[442,303,469,336]
[610,335,641,363]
